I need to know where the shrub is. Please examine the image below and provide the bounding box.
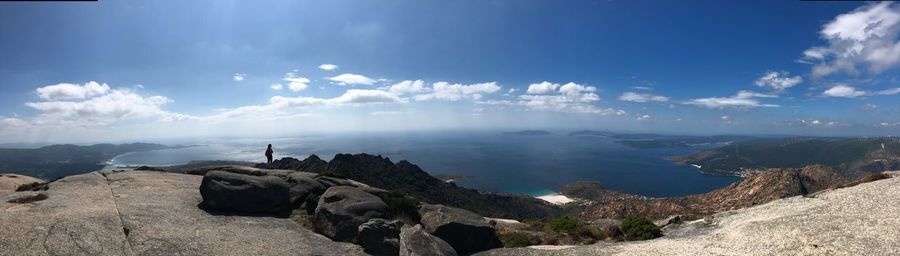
[15,182,48,192]
[604,225,622,240]
[500,233,531,248]
[574,225,605,241]
[377,190,421,223]
[8,193,48,204]
[861,172,891,183]
[548,216,581,233]
[621,216,661,240]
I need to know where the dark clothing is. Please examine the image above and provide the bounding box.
[265,148,273,165]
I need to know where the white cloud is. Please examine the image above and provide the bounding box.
[754,71,802,91]
[283,70,310,91]
[328,73,376,86]
[636,114,650,121]
[270,83,283,90]
[721,115,729,120]
[318,64,338,71]
[27,83,193,123]
[878,87,900,95]
[684,91,779,108]
[862,103,878,110]
[618,92,669,103]
[526,81,560,94]
[823,84,868,98]
[414,81,501,101]
[233,73,246,82]
[210,89,401,121]
[370,111,402,116]
[802,2,900,78]
[36,81,110,100]
[387,80,428,95]
[878,121,900,127]
[631,86,653,90]
[798,119,846,127]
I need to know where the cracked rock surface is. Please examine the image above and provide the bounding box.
[0,171,366,256]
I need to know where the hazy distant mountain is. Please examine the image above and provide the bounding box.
[503,130,552,136]
[674,138,900,177]
[568,130,756,148]
[0,143,169,179]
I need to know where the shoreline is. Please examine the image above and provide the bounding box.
[535,192,575,205]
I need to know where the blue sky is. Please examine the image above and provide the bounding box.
[1,0,900,143]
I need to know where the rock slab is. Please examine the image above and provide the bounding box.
[400,224,457,256]
[418,204,502,255]
[199,170,292,214]
[314,186,389,242]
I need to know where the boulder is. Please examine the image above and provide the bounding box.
[654,215,682,227]
[418,204,502,254]
[199,171,291,214]
[314,186,389,242]
[400,224,457,256]
[286,173,326,207]
[357,218,402,256]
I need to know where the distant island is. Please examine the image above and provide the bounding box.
[568,130,755,149]
[0,143,170,180]
[502,130,552,136]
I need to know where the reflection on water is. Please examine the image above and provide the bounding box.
[112,132,740,197]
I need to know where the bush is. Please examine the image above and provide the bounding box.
[574,225,605,241]
[15,182,48,192]
[861,172,891,183]
[500,233,531,247]
[605,225,622,240]
[548,216,581,233]
[377,190,421,223]
[620,216,661,240]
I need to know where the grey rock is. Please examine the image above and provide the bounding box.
[418,204,502,255]
[186,165,296,178]
[199,171,292,215]
[286,173,326,207]
[314,186,389,242]
[589,218,622,231]
[400,224,457,256]
[357,218,402,256]
[653,215,682,227]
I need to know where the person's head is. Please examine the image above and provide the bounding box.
[267,144,272,148]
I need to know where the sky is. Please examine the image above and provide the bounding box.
[2,0,900,143]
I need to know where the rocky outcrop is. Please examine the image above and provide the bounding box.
[400,224,458,256]
[418,204,502,255]
[477,175,900,256]
[0,171,366,256]
[572,165,849,220]
[0,173,44,192]
[314,186,389,242]
[285,172,326,206]
[357,218,402,256]
[260,154,328,172]
[199,171,292,215]
[271,154,560,219]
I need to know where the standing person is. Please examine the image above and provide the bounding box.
[265,144,274,166]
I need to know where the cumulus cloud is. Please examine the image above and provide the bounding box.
[318,64,338,71]
[618,92,669,103]
[754,71,802,91]
[36,81,110,100]
[684,91,779,108]
[516,81,625,115]
[26,82,193,123]
[802,2,900,78]
[798,119,847,127]
[271,83,283,90]
[233,73,246,82]
[283,70,310,91]
[414,81,501,101]
[526,81,560,94]
[823,84,868,98]
[209,89,401,120]
[328,73,376,86]
[636,114,650,121]
[387,80,428,95]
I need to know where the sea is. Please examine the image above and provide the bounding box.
[109,131,740,198]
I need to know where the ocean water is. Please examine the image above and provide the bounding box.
[111,132,740,197]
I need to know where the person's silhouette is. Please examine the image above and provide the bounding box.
[265,144,274,166]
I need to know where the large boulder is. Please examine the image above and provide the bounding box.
[357,218,402,256]
[399,224,457,256]
[199,171,291,214]
[286,173,326,207]
[418,204,502,254]
[314,186,389,242]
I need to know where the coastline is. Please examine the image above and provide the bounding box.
[535,192,575,205]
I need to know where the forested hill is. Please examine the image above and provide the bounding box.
[0,143,168,179]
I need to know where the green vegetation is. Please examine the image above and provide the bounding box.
[499,233,532,247]
[377,190,421,223]
[15,182,47,191]
[837,172,893,189]
[548,216,581,233]
[621,216,661,240]
[7,193,48,204]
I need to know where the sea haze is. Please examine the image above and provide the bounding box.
[111,132,741,197]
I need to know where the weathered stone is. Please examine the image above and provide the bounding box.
[418,204,502,255]
[314,186,389,242]
[400,224,457,256]
[0,173,45,192]
[286,173,326,207]
[653,215,682,227]
[199,170,291,214]
[357,218,402,256]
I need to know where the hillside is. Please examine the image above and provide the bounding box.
[673,138,900,177]
[0,143,169,179]
[477,172,900,256]
[259,154,562,219]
